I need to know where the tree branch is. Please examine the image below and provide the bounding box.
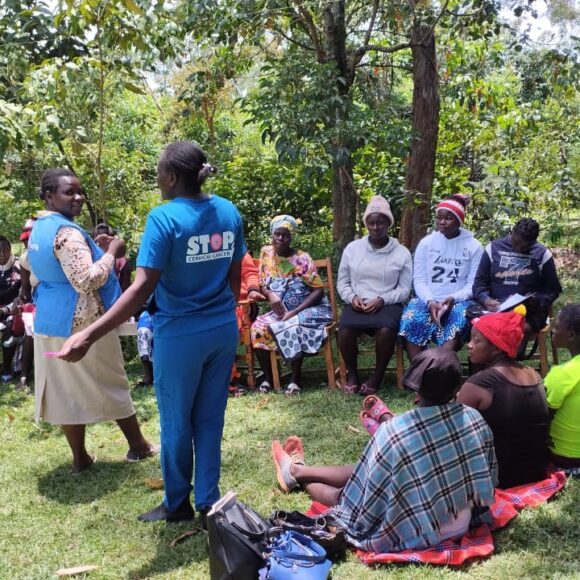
[357,42,411,56]
[421,0,452,46]
[273,25,316,52]
[289,0,325,61]
[356,62,412,71]
[363,0,380,47]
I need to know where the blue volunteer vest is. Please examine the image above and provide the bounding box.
[28,212,121,337]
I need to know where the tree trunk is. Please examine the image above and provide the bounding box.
[324,1,358,252]
[331,157,357,252]
[399,23,440,250]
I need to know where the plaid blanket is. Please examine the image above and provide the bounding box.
[329,403,497,553]
[307,471,567,566]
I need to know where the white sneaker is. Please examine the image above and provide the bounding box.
[257,381,272,394]
[284,383,301,396]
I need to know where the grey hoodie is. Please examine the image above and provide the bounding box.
[337,236,412,305]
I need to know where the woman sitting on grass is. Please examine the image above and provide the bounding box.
[544,303,580,476]
[456,305,549,488]
[251,215,332,396]
[337,196,412,395]
[271,348,497,554]
[399,194,482,359]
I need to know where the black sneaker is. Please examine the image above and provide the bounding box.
[137,499,194,523]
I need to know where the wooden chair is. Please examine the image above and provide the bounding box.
[527,306,559,377]
[235,299,257,390]
[269,257,339,390]
[337,336,407,390]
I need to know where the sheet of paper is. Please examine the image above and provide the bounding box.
[497,293,534,313]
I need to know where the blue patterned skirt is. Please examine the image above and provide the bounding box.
[399,298,472,347]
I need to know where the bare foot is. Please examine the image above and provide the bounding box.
[71,454,96,474]
[126,443,159,462]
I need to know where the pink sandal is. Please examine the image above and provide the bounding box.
[363,395,395,422]
[359,411,380,436]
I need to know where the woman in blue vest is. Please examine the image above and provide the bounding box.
[28,169,155,473]
[59,142,246,526]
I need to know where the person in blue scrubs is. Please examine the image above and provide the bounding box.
[59,141,245,524]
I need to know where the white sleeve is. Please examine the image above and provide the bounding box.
[337,245,355,304]
[413,238,431,303]
[380,250,413,304]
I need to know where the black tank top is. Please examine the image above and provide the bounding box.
[470,368,549,488]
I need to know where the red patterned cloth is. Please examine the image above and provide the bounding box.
[306,471,567,566]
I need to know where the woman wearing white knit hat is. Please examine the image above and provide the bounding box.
[337,196,412,395]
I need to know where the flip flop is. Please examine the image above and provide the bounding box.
[363,395,395,422]
[359,411,380,436]
[342,382,360,395]
[359,382,379,397]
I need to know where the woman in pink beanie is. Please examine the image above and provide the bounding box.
[457,306,549,488]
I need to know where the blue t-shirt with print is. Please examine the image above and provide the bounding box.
[137,195,246,337]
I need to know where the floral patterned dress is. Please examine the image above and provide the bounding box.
[250,246,332,360]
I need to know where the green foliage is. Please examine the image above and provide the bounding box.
[212,144,332,254]
[0,0,578,257]
[436,33,580,245]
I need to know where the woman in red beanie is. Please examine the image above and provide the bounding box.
[457,305,549,488]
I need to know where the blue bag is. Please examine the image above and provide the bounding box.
[262,530,332,579]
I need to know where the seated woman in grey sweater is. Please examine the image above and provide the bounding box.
[337,196,412,395]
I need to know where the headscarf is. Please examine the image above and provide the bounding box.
[471,304,527,359]
[435,194,470,225]
[270,214,299,235]
[402,347,462,404]
[363,196,394,226]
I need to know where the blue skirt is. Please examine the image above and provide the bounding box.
[399,298,472,347]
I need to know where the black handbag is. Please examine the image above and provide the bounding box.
[270,510,346,559]
[207,492,272,580]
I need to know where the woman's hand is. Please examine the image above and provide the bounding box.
[441,296,454,310]
[268,293,286,318]
[352,296,366,311]
[428,300,441,321]
[57,330,93,362]
[107,237,126,259]
[363,297,384,314]
[248,289,266,302]
[483,298,500,312]
[94,233,113,251]
[280,310,296,322]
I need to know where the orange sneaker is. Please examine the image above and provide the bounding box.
[282,435,305,465]
[271,440,299,493]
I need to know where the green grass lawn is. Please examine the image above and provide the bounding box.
[2,255,579,579]
[1,356,579,579]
